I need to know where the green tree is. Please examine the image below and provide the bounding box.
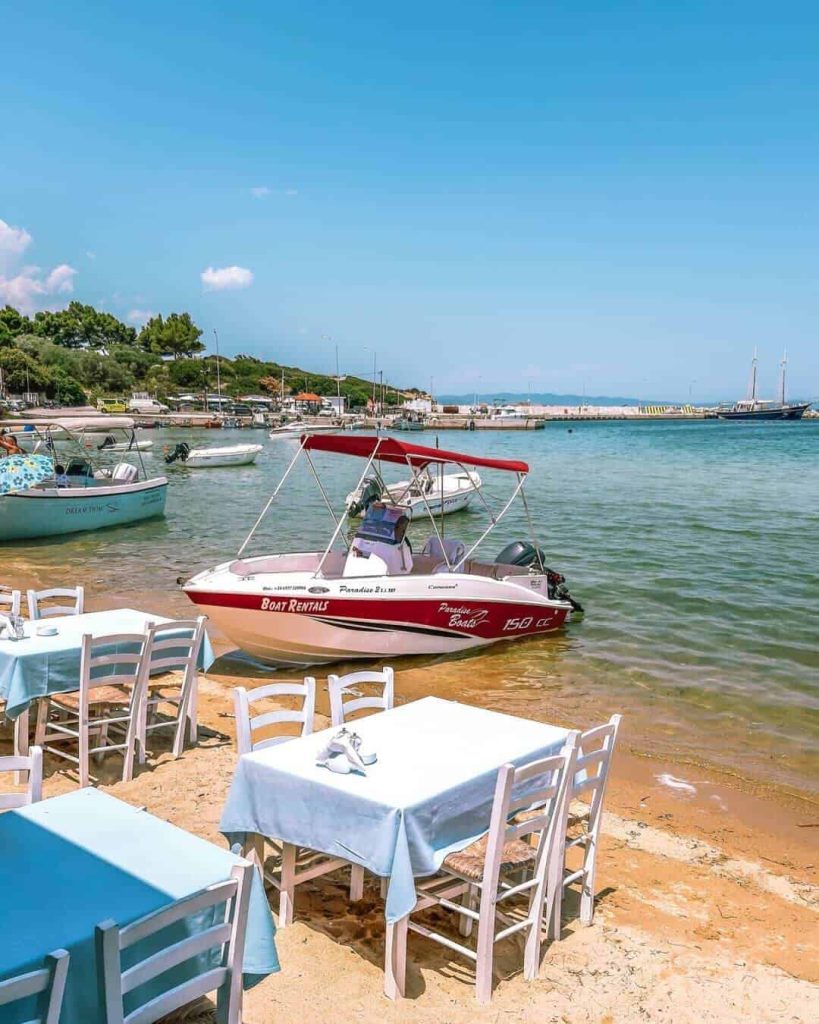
[48,369,86,406]
[137,313,204,359]
[0,348,52,392]
[0,306,32,339]
[33,302,137,350]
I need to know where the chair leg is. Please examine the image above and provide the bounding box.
[474,895,496,1004]
[580,837,597,925]
[187,674,198,744]
[278,842,297,927]
[458,885,476,937]
[171,700,187,759]
[79,716,90,788]
[383,915,408,1000]
[349,864,365,902]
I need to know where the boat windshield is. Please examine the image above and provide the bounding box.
[355,503,409,545]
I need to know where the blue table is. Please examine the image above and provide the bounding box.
[0,789,279,1024]
[0,608,215,761]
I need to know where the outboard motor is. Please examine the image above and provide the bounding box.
[495,540,584,613]
[164,442,190,465]
[346,475,382,517]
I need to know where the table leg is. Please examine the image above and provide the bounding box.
[279,842,297,928]
[187,675,198,744]
[384,915,408,1000]
[14,708,30,784]
[349,864,365,901]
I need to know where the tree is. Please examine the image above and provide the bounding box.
[0,348,51,392]
[137,313,204,359]
[33,302,137,350]
[48,369,86,406]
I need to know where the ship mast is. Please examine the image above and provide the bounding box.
[779,349,787,405]
[747,347,758,402]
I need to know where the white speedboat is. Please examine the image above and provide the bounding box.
[90,433,154,453]
[0,418,167,541]
[346,464,481,519]
[165,442,263,468]
[184,433,580,666]
[268,421,340,438]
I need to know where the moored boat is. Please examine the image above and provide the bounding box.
[184,433,580,666]
[717,350,812,420]
[165,442,263,468]
[0,418,167,541]
[346,464,482,519]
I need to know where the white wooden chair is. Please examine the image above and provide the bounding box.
[550,714,621,934]
[34,633,147,787]
[389,733,579,1003]
[0,745,43,808]
[233,679,357,924]
[0,949,70,1024]
[328,667,394,726]
[27,586,85,620]
[233,679,315,755]
[137,617,207,760]
[96,859,251,1024]
[0,587,21,618]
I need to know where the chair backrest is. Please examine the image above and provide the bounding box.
[0,745,43,810]
[481,732,580,897]
[233,679,316,755]
[421,536,466,567]
[0,949,69,1024]
[0,588,21,618]
[328,668,394,726]
[96,859,251,1024]
[80,633,146,717]
[572,714,622,832]
[142,617,206,683]
[27,586,85,620]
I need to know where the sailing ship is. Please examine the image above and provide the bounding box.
[717,351,811,420]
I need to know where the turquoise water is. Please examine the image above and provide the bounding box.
[6,419,819,794]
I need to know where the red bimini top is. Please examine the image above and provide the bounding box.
[300,433,529,473]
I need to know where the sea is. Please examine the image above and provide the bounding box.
[6,418,819,798]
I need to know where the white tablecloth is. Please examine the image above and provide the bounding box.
[220,696,570,922]
[0,608,215,719]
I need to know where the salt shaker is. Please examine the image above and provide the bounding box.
[13,615,25,640]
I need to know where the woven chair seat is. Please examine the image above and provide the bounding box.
[514,805,590,828]
[52,686,132,708]
[443,835,536,882]
[146,670,185,690]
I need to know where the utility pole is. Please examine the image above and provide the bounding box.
[335,343,341,414]
[213,329,222,411]
[372,351,377,413]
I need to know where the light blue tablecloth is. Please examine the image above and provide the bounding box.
[220,696,570,923]
[0,789,278,1024]
[0,608,215,720]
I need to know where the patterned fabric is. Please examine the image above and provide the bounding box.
[0,453,54,495]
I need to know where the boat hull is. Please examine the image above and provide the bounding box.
[184,445,262,467]
[0,479,168,540]
[717,403,811,420]
[185,562,571,666]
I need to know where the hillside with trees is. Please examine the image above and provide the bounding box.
[0,302,413,409]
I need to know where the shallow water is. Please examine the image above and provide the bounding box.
[5,419,819,795]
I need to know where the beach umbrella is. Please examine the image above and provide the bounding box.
[0,454,55,495]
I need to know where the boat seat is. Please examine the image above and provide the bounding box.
[345,538,412,576]
[421,536,466,567]
[111,462,138,483]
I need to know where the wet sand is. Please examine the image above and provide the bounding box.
[2,560,817,1021]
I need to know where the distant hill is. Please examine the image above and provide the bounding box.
[438,391,644,406]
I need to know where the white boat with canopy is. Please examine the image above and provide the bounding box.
[184,433,581,666]
[0,417,167,540]
[345,463,481,519]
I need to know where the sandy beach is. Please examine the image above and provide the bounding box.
[2,561,817,1022]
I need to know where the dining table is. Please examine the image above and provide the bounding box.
[0,607,215,760]
[220,695,571,998]
[0,788,279,1024]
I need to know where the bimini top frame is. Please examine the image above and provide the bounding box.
[237,433,541,575]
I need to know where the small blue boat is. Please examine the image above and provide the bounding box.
[0,417,168,541]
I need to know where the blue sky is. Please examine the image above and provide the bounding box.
[1,1,818,401]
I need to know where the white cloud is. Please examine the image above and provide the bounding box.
[0,218,78,313]
[284,188,298,197]
[0,219,33,265]
[250,186,271,198]
[127,308,154,324]
[200,265,254,292]
[86,250,96,260]
[45,263,77,294]
[249,186,297,198]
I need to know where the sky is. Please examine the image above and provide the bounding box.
[1,1,818,402]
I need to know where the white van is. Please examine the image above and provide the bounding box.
[127,392,169,414]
